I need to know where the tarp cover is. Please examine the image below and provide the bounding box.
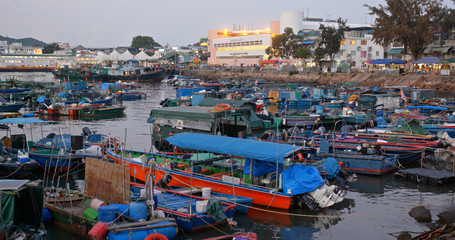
[166,133,299,163]
[281,164,324,195]
[369,59,407,65]
[405,105,448,111]
[244,158,283,177]
[206,197,227,222]
[0,118,55,124]
[392,119,430,135]
[320,157,341,179]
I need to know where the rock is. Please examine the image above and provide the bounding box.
[438,210,455,223]
[409,206,432,222]
[397,231,411,240]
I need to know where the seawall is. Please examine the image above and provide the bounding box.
[180,69,455,95]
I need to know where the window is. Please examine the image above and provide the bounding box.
[350,40,356,45]
[341,40,345,45]
[351,50,356,56]
[376,51,379,57]
[361,40,367,45]
[360,51,366,58]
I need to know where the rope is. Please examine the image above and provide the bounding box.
[0,164,24,178]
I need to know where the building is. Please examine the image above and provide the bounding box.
[280,10,386,70]
[207,22,280,66]
[0,53,76,68]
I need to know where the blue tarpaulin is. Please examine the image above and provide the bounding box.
[412,56,440,64]
[244,158,283,177]
[320,157,340,179]
[281,164,324,195]
[369,59,407,65]
[0,118,56,124]
[405,105,448,111]
[166,133,300,163]
[36,95,46,103]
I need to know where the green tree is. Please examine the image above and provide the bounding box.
[293,48,312,60]
[265,27,301,59]
[131,35,161,49]
[193,38,208,46]
[365,0,441,59]
[315,18,347,68]
[432,5,455,47]
[42,43,62,54]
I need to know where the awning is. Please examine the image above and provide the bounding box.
[166,133,301,163]
[431,46,452,53]
[369,59,407,65]
[424,47,432,54]
[412,56,440,64]
[262,60,278,64]
[388,48,403,55]
[442,57,455,63]
[302,40,315,45]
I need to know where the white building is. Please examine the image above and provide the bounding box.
[0,54,76,68]
[280,10,387,70]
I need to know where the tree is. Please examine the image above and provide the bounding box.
[42,43,62,54]
[293,48,312,67]
[265,27,301,59]
[432,5,455,47]
[193,38,208,46]
[315,18,347,68]
[365,0,441,59]
[131,35,161,49]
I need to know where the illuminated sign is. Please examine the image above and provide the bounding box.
[217,45,268,52]
[34,49,42,54]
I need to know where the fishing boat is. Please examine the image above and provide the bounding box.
[107,133,345,210]
[0,101,26,112]
[0,179,47,239]
[78,104,126,118]
[130,183,237,233]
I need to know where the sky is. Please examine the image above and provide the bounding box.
[1,0,454,48]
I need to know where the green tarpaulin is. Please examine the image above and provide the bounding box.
[392,120,429,135]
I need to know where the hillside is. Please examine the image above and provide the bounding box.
[0,35,47,46]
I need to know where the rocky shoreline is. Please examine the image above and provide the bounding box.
[180,69,455,96]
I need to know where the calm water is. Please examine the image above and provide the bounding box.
[2,72,454,240]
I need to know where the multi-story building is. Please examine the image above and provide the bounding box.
[207,22,280,66]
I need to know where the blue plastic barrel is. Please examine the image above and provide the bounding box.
[107,229,148,240]
[146,221,178,240]
[98,205,119,223]
[129,199,147,221]
[109,204,129,216]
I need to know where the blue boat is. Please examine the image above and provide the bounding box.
[311,139,399,175]
[0,102,26,112]
[116,91,146,101]
[130,183,237,233]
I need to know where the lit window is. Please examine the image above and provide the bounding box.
[350,40,356,45]
[341,40,345,45]
[361,40,367,45]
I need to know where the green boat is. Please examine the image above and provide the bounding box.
[79,105,126,118]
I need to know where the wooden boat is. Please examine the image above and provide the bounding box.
[130,183,237,233]
[107,133,345,210]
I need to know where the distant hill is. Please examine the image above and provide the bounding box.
[0,35,47,46]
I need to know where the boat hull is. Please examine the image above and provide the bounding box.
[106,150,293,210]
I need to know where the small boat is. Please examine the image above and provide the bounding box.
[0,101,26,112]
[79,104,126,117]
[115,91,146,101]
[130,183,237,233]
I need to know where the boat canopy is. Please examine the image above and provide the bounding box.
[0,117,56,124]
[405,105,448,111]
[166,133,300,163]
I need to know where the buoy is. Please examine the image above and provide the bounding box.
[215,103,231,111]
[145,233,169,240]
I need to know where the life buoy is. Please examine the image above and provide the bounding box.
[145,233,168,240]
[297,153,305,161]
[215,104,231,111]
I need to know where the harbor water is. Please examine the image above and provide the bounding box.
[1,73,454,239]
